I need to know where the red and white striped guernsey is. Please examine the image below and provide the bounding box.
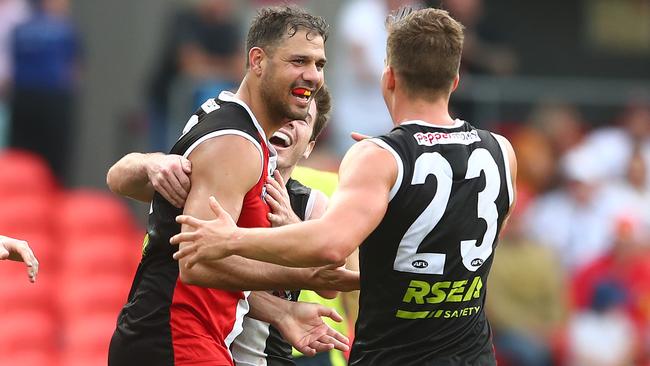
[109,91,276,366]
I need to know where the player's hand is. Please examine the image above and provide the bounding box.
[274,300,350,356]
[350,132,371,142]
[0,235,39,283]
[171,196,236,266]
[310,264,360,292]
[266,170,301,227]
[146,153,192,208]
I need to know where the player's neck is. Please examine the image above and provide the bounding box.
[390,92,454,127]
[235,77,285,139]
[280,166,294,181]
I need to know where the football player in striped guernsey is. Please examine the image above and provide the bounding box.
[108,87,354,365]
[106,7,356,366]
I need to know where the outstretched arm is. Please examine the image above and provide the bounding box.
[0,235,39,283]
[106,152,192,208]
[176,136,358,292]
[172,140,396,268]
[247,291,350,356]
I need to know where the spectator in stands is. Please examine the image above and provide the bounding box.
[567,281,637,366]
[570,211,650,362]
[147,0,243,150]
[9,0,80,185]
[0,0,29,146]
[510,125,558,197]
[487,196,567,366]
[600,146,650,231]
[329,0,411,156]
[0,235,38,282]
[426,0,517,76]
[524,147,617,272]
[528,102,586,156]
[581,102,650,188]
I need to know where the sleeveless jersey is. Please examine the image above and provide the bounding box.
[231,178,313,366]
[349,120,514,366]
[109,91,276,366]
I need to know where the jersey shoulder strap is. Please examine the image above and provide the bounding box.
[170,99,263,159]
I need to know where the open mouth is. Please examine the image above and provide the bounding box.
[291,88,312,102]
[270,131,292,148]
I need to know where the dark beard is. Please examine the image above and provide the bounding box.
[260,74,308,124]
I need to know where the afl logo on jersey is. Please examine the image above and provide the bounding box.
[412,260,429,269]
[471,258,484,267]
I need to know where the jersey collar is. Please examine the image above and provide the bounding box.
[401,119,466,129]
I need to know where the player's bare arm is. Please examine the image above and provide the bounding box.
[171,140,396,268]
[0,235,39,283]
[178,136,358,292]
[107,152,192,208]
[246,291,350,356]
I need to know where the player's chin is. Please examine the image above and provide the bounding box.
[285,105,308,121]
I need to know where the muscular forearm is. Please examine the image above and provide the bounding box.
[181,255,340,291]
[227,218,350,268]
[246,291,289,324]
[106,152,156,202]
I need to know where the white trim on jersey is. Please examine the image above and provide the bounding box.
[492,133,515,207]
[230,316,271,366]
[368,138,404,202]
[182,114,201,136]
[401,119,465,129]
[218,91,278,176]
[182,130,265,181]
[225,291,252,361]
[218,91,266,143]
[305,189,317,220]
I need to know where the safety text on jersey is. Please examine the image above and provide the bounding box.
[396,276,483,319]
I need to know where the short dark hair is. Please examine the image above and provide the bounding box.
[246,6,329,68]
[386,8,464,98]
[311,84,331,142]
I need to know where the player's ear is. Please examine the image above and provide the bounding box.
[383,65,395,92]
[302,141,315,159]
[249,47,265,77]
[450,73,460,93]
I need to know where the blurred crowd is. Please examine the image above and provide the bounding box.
[0,0,79,185]
[489,100,650,366]
[0,0,649,365]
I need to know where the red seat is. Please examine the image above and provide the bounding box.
[0,310,57,354]
[0,271,56,313]
[60,235,140,277]
[0,149,58,198]
[62,313,119,357]
[3,351,60,366]
[56,189,139,240]
[0,195,55,235]
[60,354,106,366]
[58,273,132,322]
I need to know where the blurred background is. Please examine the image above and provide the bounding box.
[0,0,649,365]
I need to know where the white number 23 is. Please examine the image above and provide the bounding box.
[393,149,501,275]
